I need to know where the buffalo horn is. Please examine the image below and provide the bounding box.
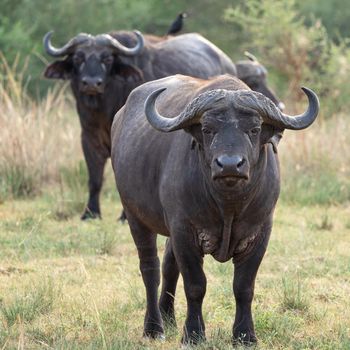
[144,88,227,132]
[96,31,144,56]
[244,51,258,62]
[43,31,91,57]
[257,87,319,130]
[145,87,319,132]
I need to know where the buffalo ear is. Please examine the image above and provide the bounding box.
[186,124,203,146]
[113,62,144,83]
[261,124,284,153]
[44,60,72,80]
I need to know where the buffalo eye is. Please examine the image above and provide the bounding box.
[73,54,84,66]
[248,127,261,137]
[247,81,259,90]
[202,127,216,136]
[101,55,114,65]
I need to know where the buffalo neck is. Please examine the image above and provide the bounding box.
[71,78,136,124]
[192,144,272,262]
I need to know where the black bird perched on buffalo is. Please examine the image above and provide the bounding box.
[167,12,187,35]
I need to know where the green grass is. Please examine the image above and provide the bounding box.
[0,187,349,349]
[280,170,350,206]
[280,273,310,311]
[50,161,89,221]
[0,164,37,199]
[0,279,58,327]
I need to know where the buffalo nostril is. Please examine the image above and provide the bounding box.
[237,158,245,169]
[81,78,103,88]
[215,157,223,168]
[215,155,246,171]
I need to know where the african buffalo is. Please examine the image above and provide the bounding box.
[43,30,236,219]
[43,30,283,220]
[236,52,285,111]
[111,74,319,345]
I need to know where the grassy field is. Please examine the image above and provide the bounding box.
[0,190,350,349]
[1,58,350,349]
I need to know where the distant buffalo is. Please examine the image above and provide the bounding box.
[236,52,285,111]
[111,74,319,345]
[43,29,282,220]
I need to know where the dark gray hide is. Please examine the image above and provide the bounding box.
[111,74,319,345]
[43,31,237,219]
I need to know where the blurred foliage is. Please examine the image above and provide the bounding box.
[225,0,350,116]
[0,0,243,97]
[1,0,350,109]
[296,0,350,42]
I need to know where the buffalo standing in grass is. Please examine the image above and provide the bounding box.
[43,30,283,220]
[111,74,319,345]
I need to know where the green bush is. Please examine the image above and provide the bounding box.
[1,0,250,97]
[2,0,350,101]
[224,0,350,116]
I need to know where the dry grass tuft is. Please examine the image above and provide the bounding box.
[0,53,81,200]
[1,52,350,208]
[279,114,350,205]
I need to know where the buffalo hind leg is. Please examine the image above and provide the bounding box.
[232,228,271,345]
[81,136,107,220]
[171,230,206,344]
[128,215,164,339]
[159,238,179,327]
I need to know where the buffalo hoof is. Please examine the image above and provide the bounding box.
[143,332,165,341]
[143,326,165,340]
[232,330,257,346]
[81,209,101,220]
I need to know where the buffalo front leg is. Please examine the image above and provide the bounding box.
[81,135,107,220]
[159,238,179,327]
[128,215,164,339]
[232,228,271,345]
[171,231,206,344]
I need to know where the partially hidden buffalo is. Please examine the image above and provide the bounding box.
[111,74,319,345]
[43,30,283,220]
[236,52,285,111]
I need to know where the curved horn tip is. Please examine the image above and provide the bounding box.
[43,31,54,44]
[244,51,258,62]
[133,30,142,36]
[277,86,320,130]
[133,30,144,41]
[301,86,320,107]
[301,86,316,95]
[134,30,145,46]
[144,87,172,132]
[153,87,167,95]
[146,87,167,104]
